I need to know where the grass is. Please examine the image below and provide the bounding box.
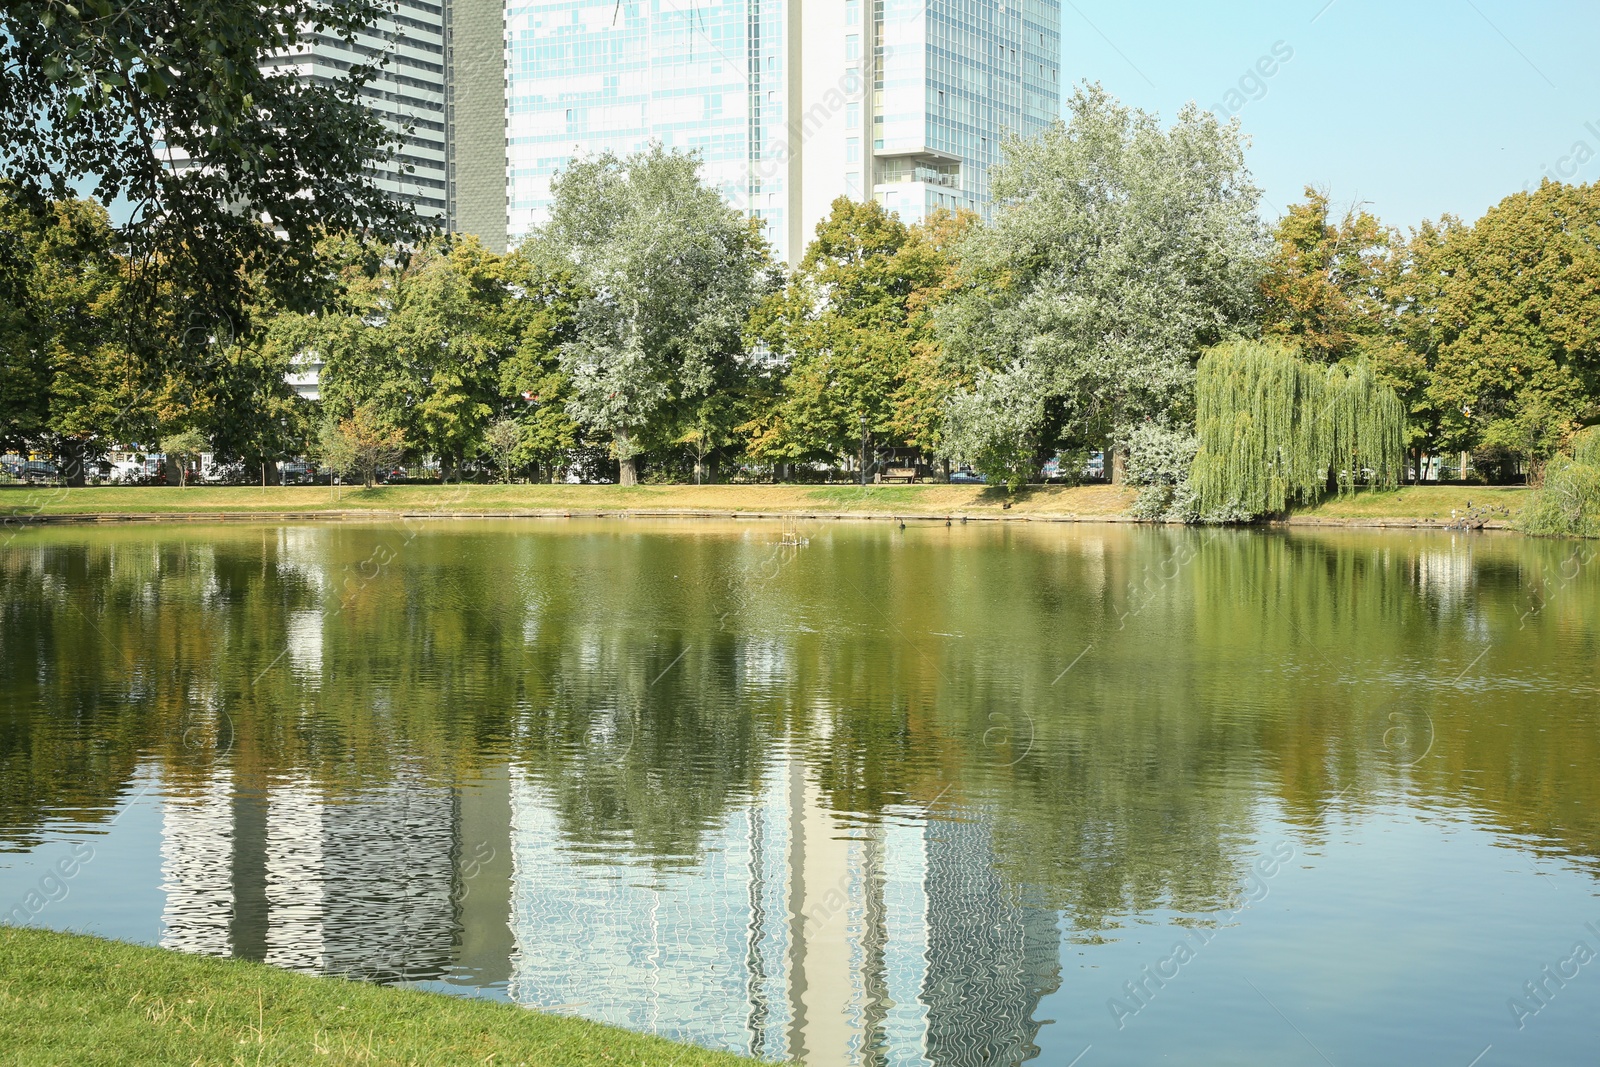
[0,481,1137,519]
[0,926,759,1067]
[0,480,1534,526]
[1287,483,1530,521]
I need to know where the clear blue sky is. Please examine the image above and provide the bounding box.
[1057,0,1600,231]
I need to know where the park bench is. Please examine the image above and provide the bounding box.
[881,467,918,483]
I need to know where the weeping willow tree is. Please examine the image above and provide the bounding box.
[1193,340,1404,517]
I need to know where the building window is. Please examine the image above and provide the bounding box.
[846,170,861,197]
[845,0,859,24]
[846,101,860,128]
[845,33,860,60]
[846,136,860,162]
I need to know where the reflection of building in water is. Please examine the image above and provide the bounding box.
[506,755,1060,1066]
[158,768,461,981]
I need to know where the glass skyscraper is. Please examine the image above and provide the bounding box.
[505,0,1060,262]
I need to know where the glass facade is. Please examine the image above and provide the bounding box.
[506,0,789,254]
[507,0,1059,261]
[873,0,1060,224]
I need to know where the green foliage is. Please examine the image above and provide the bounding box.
[1423,182,1600,469]
[748,199,970,474]
[1520,427,1600,537]
[541,145,773,484]
[158,428,207,486]
[0,0,413,361]
[1193,340,1404,517]
[938,83,1266,483]
[1124,420,1200,521]
[318,404,405,488]
[1260,187,1392,363]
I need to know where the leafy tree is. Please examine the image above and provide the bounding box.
[748,198,970,480]
[540,145,772,485]
[484,418,520,482]
[319,404,404,488]
[0,0,413,367]
[1192,340,1404,517]
[496,254,584,481]
[938,84,1265,486]
[311,236,516,480]
[1424,181,1600,480]
[0,189,151,482]
[1260,187,1392,363]
[1520,427,1600,537]
[158,428,208,487]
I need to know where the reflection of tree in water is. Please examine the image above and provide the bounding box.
[3,521,1600,913]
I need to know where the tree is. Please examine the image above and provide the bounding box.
[1191,340,1404,517]
[1424,181,1600,480]
[541,145,773,485]
[937,84,1266,486]
[319,405,404,489]
[484,418,521,483]
[308,235,517,480]
[159,428,208,487]
[496,253,584,481]
[1520,427,1600,537]
[748,198,971,480]
[1260,187,1392,363]
[0,0,413,371]
[0,189,152,483]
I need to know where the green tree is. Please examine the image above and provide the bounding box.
[749,198,970,480]
[158,428,208,487]
[1425,181,1600,480]
[496,254,584,481]
[0,190,151,482]
[938,84,1265,486]
[1192,339,1405,517]
[541,145,772,485]
[319,404,404,489]
[0,0,413,370]
[1260,187,1392,363]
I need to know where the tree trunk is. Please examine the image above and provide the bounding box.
[1110,448,1128,485]
[616,431,638,486]
[940,457,951,483]
[859,435,869,486]
[59,438,86,488]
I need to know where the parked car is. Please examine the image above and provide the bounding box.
[20,460,59,484]
[949,468,986,484]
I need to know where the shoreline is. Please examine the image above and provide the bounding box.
[3,507,1516,531]
[0,482,1529,532]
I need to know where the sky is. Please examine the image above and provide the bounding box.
[1057,0,1600,231]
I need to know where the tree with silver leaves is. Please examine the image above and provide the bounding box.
[540,145,772,485]
[938,84,1266,487]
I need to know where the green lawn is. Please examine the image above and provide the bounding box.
[0,480,1536,526]
[0,481,1135,518]
[1287,483,1530,521]
[0,927,759,1067]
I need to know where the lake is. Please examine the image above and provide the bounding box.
[2,518,1598,1066]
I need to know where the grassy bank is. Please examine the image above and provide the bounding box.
[0,926,756,1067]
[1284,484,1529,523]
[0,481,1532,526]
[0,481,1137,519]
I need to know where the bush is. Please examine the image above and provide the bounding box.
[1520,428,1600,537]
[1125,421,1199,522]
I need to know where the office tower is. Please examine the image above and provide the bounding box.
[254,0,508,250]
[504,0,1060,263]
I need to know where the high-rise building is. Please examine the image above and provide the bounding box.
[504,0,1059,263]
[253,0,509,251]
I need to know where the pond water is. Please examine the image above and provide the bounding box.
[2,518,1598,1066]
